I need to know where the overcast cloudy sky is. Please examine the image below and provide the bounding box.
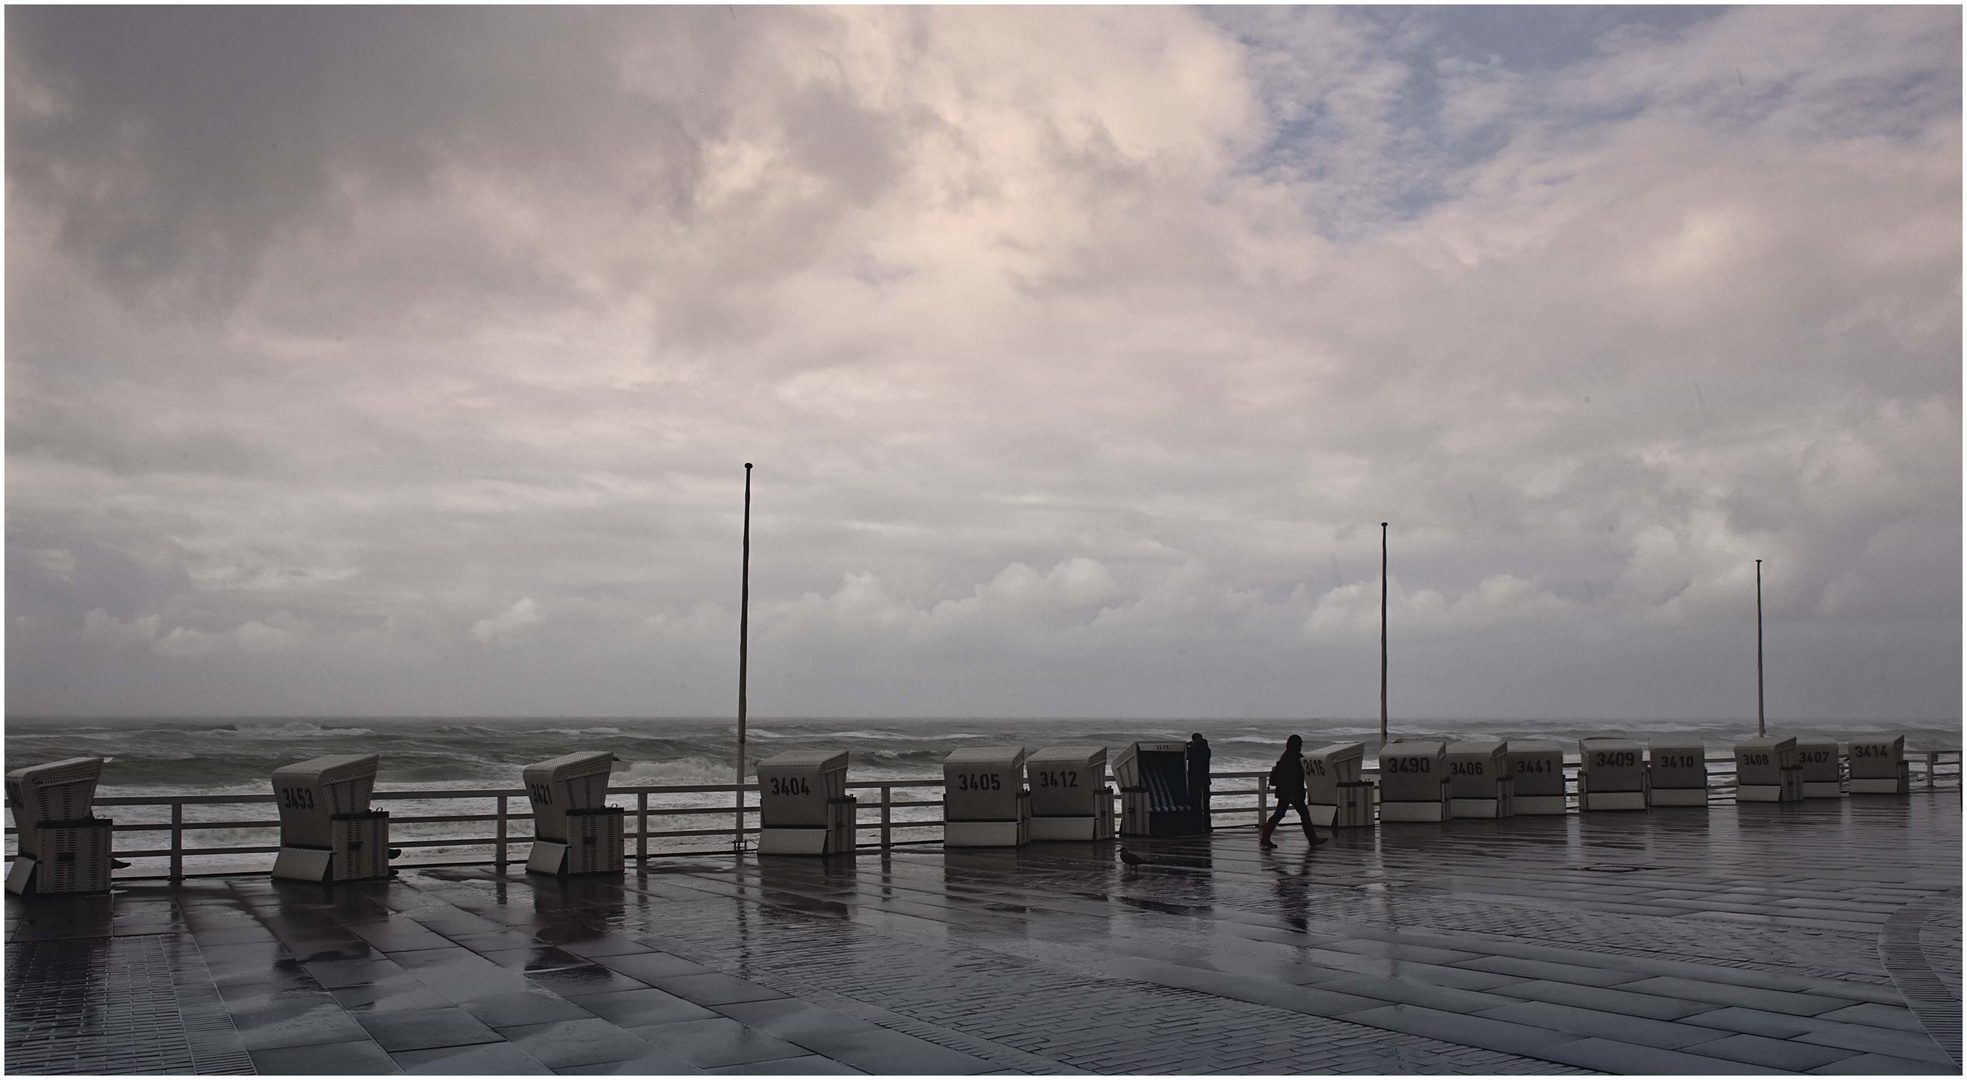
[6,6,1959,722]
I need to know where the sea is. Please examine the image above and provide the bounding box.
[6,716,1957,875]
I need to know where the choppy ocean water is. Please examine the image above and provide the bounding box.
[7,715,1958,795]
[6,716,1957,872]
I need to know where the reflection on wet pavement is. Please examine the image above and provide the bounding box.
[5,793,1961,1074]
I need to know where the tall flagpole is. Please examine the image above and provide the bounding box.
[1755,558,1765,738]
[735,463,753,851]
[1380,522,1389,746]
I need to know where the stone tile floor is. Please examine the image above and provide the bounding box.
[6,792,1959,1074]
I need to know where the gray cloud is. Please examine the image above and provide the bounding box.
[6,6,1959,723]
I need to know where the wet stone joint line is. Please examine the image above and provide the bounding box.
[5,795,1960,1075]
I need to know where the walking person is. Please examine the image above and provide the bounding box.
[1261,735,1326,849]
[1187,733,1212,832]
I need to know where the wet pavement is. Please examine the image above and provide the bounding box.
[6,792,1960,1074]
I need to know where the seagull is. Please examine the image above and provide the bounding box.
[1118,847,1145,866]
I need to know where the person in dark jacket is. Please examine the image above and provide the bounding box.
[1187,733,1212,832]
[1261,734,1326,849]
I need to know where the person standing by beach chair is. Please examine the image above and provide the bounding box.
[1187,733,1212,832]
[1260,735,1326,849]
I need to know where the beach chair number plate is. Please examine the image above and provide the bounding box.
[1034,770,1080,788]
[768,777,812,796]
[954,774,1003,791]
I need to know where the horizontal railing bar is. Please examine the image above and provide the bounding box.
[92,794,276,806]
[111,847,788,881]
[32,752,1962,812]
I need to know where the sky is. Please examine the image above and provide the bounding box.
[5,6,1960,723]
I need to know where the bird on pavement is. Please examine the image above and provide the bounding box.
[1118,847,1145,866]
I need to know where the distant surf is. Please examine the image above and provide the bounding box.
[6,715,1955,798]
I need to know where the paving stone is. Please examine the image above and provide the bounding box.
[1678,1005,1824,1039]
[1801,981,1912,1006]
[461,989,596,1028]
[197,939,293,966]
[1316,973,1528,1014]
[1535,1037,1789,1074]
[649,972,791,1007]
[629,1016,811,1069]
[1806,1052,1965,1074]
[349,920,455,954]
[191,924,283,947]
[1317,938,1485,966]
[558,936,663,960]
[1456,954,1652,988]
[1689,1032,1859,1071]
[1494,980,1719,1021]
[1813,1001,1931,1031]
[250,1038,403,1074]
[599,950,716,982]
[208,954,316,988]
[304,957,411,990]
[499,1017,658,1068]
[1472,1001,1729,1050]
[330,973,457,1014]
[702,1058,867,1075]
[1339,1004,1577,1057]
[1614,976,1849,1017]
[554,1047,709,1074]
[1792,1021,1957,1064]
[355,1007,503,1052]
[477,946,593,973]
[526,963,654,998]
[712,999,882,1043]
[393,1040,554,1074]
[581,987,722,1028]
[444,930,546,954]
[229,998,373,1050]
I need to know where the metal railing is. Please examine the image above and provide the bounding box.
[4,751,1956,884]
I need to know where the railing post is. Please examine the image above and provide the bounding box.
[1928,751,1938,791]
[170,802,183,883]
[881,785,892,850]
[495,795,507,873]
[638,792,648,863]
[1257,774,1268,828]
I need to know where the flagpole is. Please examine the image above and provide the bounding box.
[735,463,753,851]
[1755,558,1765,738]
[1380,522,1389,746]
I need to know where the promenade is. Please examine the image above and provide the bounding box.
[6,793,1959,1075]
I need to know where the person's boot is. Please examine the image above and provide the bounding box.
[1259,821,1276,848]
[1303,823,1326,847]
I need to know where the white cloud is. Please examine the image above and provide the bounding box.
[154,626,225,657]
[78,610,159,649]
[470,599,543,644]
